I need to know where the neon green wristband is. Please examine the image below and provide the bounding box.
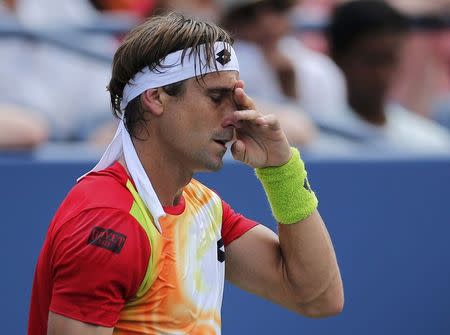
[255,147,318,224]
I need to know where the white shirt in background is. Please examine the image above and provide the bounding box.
[328,104,450,154]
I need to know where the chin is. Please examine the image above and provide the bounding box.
[203,158,224,172]
[194,148,226,172]
[201,153,225,172]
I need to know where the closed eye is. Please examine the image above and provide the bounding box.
[209,94,224,104]
[205,87,234,105]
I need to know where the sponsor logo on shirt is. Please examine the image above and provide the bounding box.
[217,238,225,263]
[87,227,127,254]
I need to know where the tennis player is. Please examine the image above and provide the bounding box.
[28,13,343,335]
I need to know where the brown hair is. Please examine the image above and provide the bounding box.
[108,12,233,138]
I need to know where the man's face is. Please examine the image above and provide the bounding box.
[338,32,405,107]
[156,71,239,173]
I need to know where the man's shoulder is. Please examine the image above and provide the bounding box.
[56,163,135,223]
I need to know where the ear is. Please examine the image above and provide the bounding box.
[141,89,164,116]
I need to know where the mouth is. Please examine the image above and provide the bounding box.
[213,138,231,149]
[214,139,227,145]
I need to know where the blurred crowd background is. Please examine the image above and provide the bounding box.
[1,0,450,158]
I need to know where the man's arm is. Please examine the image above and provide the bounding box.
[41,208,151,334]
[225,210,343,317]
[47,312,113,335]
[223,80,344,317]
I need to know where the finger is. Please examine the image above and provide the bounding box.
[254,114,282,131]
[221,110,263,128]
[235,109,263,121]
[233,87,256,110]
[234,80,245,90]
[230,139,246,162]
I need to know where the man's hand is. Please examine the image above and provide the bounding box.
[222,81,292,168]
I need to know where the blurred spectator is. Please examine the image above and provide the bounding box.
[217,1,319,146]
[89,0,222,21]
[290,0,338,54]
[0,0,49,149]
[0,104,49,149]
[219,0,351,146]
[14,0,99,27]
[254,100,318,146]
[387,0,450,131]
[154,0,220,21]
[222,0,300,102]
[221,0,347,118]
[0,0,116,149]
[327,0,450,154]
[89,0,156,18]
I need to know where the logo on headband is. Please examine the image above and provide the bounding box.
[216,49,231,66]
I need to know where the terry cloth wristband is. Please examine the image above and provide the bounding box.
[255,147,318,224]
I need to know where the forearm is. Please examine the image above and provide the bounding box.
[278,210,343,312]
[225,90,343,316]
[256,147,343,315]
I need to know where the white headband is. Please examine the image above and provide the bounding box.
[120,42,239,111]
[80,42,239,233]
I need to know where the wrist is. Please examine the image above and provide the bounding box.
[264,145,292,168]
[255,147,318,224]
